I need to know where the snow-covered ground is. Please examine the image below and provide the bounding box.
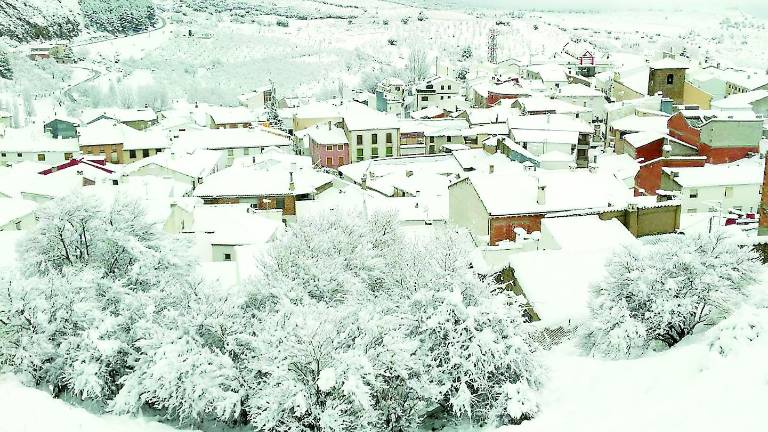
[0,375,192,432]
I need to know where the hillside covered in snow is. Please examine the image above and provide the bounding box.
[0,0,81,42]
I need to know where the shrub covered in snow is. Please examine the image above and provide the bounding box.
[1,198,544,430]
[581,232,761,359]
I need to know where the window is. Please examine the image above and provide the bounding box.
[447,136,452,143]
[372,134,378,145]
[440,85,445,90]
[689,189,698,199]
[37,153,45,161]
[337,145,344,151]
[429,136,435,143]
[356,135,363,145]
[338,156,344,165]
[326,157,333,166]
[440,96,444,100]
[326,145,333,151]
[224,253,232,262]
[371,147,379,158]
[64,152,73,160]
[16,153,21,158]
[666,73,674,85]
[724,187,734,198]
[112,179,119,186]
[227,149,234,157]
[386,133,392,144]
[0,153,5,157]
[386,146,393,157]
[687,208,698,214]
[429,145,436,154]
[356,148,364,161]
[129,150,137,159]
[448,85,452,90]
[142,149,150,158]
[426,84,433,89]
[244,148,250,155]
[421,96,428,101]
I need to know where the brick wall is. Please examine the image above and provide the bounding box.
[698,143,759,164]
[760,156,768,235]
[489,214,544,245]
[667,112,701,147]
[636,157,705,196]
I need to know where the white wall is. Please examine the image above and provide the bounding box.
[0,212,36,231]
[680,183,761,214]
[448,179,490,244]
[347,128,400,162]
[0,150,78,165]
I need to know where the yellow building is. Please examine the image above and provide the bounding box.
[683,81,712,109]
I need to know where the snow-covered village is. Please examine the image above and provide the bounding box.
[1,0,768,431]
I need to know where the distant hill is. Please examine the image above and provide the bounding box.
[0,0,81,42]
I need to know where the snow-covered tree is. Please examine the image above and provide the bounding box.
[582,232,761,359]
[0,49,12,80]
[80,0,157,35]
[1,192,198,400]
[266,80,287,133]
[405,48,430,85]
[239,213,544,430]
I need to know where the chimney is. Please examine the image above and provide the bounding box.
[361,173,368,190]
[144,103,149,109]
[759,154,768,235]
[662,144,672,158]
[288,163,296,192]
[489,164,495,174]
[328,121,332,130]
[415,190,420,208]
[537,181,546,205]
[406,170,413,177]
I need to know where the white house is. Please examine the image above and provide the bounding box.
[122,148,224,189]
[711,90,768,117]
[0,127,80,165]
[238,86,273,111]
[340,102,400,162]
[553,83,607,122]
[525,64,569,92]
[414,76,462,111]
[0,198,38,231]
[661,157,764,214]
[172,126,292,167]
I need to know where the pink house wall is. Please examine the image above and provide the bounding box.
[312,142,349,169]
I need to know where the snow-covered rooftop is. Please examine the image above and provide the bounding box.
[0,197,37,226]
[712,90,768,110]
[610,114,669,133]
[508,114,593,134]
[623,131,666,148]
[0,127,79,153]
[188,204,283,246]
[302,122,349,145]
[122,148,222,179]
[511,129,579,144]
[173,127,291,151]
[341,102,399,130]
[465,168,632,216]
[206,106,256,125]
[194,164,334,198]
[663,158,765,188]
